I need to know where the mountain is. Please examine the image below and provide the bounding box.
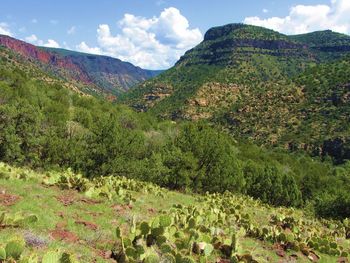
[121,23,350,163]
[290,30,350,60]
[1,23,350,262]
[42,47,161,95]
[0,43,87,96]
[0,34,160,98]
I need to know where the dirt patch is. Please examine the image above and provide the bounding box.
[80,197,102,205]
[57,211,65,218]
[56,221,67,229]
[75,220,98,230]
[50,223,79,243]
[96,249,113,260]
[0,193,21,206]
[290,254,298,261]
[337,257,349,263]
[148,208,157,214]
[56,194,76,206]
[87,211,104,217]
[273,243,286,258]
[111,204,133,214]
[57,193,102,206]
[51,229,79,243]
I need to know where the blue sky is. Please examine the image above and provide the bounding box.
[0,0,349,69]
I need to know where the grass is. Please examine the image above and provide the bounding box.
[0,164,349,262]
[0,176,195,262]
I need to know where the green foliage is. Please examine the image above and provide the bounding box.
[1,45,350,220]
[314,190,350,219]
[5,239,24,260]
[0,210,38,228]
[42,251,61,263]
[1,162,349,262]
[110,187,350,262]
[243,163,302,207]
[143,253,159,263]
[121,24,350,168]
[0,247,6,260]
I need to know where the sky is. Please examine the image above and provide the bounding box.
[0,0,349,69]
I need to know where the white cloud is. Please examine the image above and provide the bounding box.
[63,41,70,49]
[0,22,13,36]
[25,34,60,48]
[31,18,38,24]
[244,0,350,35]
[76,7,203,69]
[263,9,269,14]
[25,34,38,43]
[76,41,102,55]
[67,26,76,35]
[43,39,60,48]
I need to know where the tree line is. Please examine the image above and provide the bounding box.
[0,65,349,219]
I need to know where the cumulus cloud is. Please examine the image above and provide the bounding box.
[76,41,102,54]
[76,7,203,69]
[62,41,71,49]
[0,22,13,36]
[25,34,38,43]
[43,39,60,48]
[25,34,61,48]
[244,0,350,34]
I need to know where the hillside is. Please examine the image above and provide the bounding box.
[42,48,161,96]
[289,30,350,61]
[120,24,350,163]
[0,45,87,96]
[0,34,160,98]
[1,54,350,219]
[1,31,350,262]
[1,163,349,262]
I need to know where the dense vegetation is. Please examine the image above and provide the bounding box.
[1,46,350,221]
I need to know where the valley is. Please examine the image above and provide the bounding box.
[0,9,349,263]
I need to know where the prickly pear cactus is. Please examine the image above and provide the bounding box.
[5,239,25,260]
[143,253,159,263]
[42,251,61,263]
[0,246,6,260]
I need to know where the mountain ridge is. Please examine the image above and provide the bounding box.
[121,23,350,163]
[0,34,161,98]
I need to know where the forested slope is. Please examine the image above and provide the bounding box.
[1,45,350,220]
[120,24,350,164]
